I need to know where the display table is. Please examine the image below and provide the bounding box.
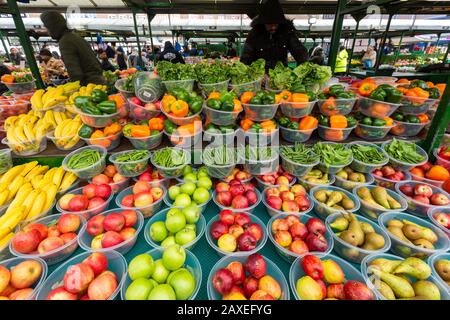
[349,71,450,83]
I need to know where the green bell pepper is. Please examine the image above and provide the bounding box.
[346,116,357,127]
[97,100,117,114]
[78,124,94,138]
[122,123,133,137]
[385,88,403,103]
[392,112,404,122]
[406,115,420,123]
[377,84,395,91]
[262,92,276,105]
[80,102,102,115]
[207,98,222,110]
[173,88,190,102]
[278,116,290,128]
[369,88,387,101]
[74,96,92,108]
[251,123,263,132]
[249,96,262,104]
[206,123,217,131]
[91,89,108,103]
[305,90,316,101]
[318,93,329,100]
[287,122,299,130]
[426,87,440,99]
[372,118,387,127]
[329,84,346,96]
[336,91,354,99]
[220,92,235,103]
[318,115,329,127]
[164,119,177,134]
[221,100,234,112]
[189,97,203,113]
[410,80,428,90]
[361,117,373,126]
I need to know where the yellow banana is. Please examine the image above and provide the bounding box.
[23,122,36,141]
[1,206,28,230]
[30,89,45,110]
[26,191,47,220]
[7,175,25,201]
[0,182,8,192]
[14,126,28,144]
[25,165,49,181]
[43,110,57,127]
[59,171,78,192]
[53,110,63,125]
[44,183,58,211]
[19,161,38,177]
[0,233,13,248]
[21,189,40,216]
[0,189,9,206]
[0,227,11,240]
[52,166,65,189]
[30,174,44,189]
[17,114,30,128]
[0,165,24,183]
[43,167,57,181]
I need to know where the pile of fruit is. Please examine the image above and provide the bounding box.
[167,180,211,208]
[317,114,357,141]
[58,183,112,214]
[372,165,408,182]
[205,91,242,112]
[128,97,161,119]
[240,118,278,133]
[256,165,294,186]
[122,116,164,149]
[0,259,44,300]
[78,122,123,149]
[264,184,311,213]
[90,165,128,193]
[30,82,79,111]
[300,167,332,189]
[432,258,449,287]
[335,167,369,189]
[313,189,356,211]
[119,181,164,209]
[135,167,166,186]
[410,161,450,184]
[430,210,450,231]
[214,180,258,210]
[161,89,203,118]
[276,115,318,132]
[356,186,402,210]
[222,167,252,182]
[398,183,449,206]
[384,218,439,251]
[50,114,83,150]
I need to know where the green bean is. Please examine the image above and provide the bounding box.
[350,144,386,164]
[114,150,150,162]
[67,149,101,170]
[203,146,235,165]
[280,143,319,164]
[153,148,187,168]
[313,142,352,167]
[384,139,425,164]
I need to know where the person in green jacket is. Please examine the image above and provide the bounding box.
[334,46,348,75]
[40,11,105,85]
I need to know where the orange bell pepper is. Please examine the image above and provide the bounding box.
[299,116,318,130]
[279,90,292,102]
[358,82,377,97]
[90,130,111,148]
[320,97,337,115]
[371,103,390,118]
[240,92,255,104]
[108,94,126,109]
[104,122,122,136]
[1,74,14,83]
[131,125,151,138]
[397,78,409,84]
[162,95,176,113]
[426,81,434,88]
[170,100,189,117]
[208,92,221,100]
[177,123,195,136]
[417,114,429,123]
[292,93,309,103]
[275,93,283,104]
[329,115,348,129]
[435,84,446,96]
[324,129,344,141]
[240,118,254,131]
[383,117,394,127]
[233,99,242,112]
[149,118,164,131]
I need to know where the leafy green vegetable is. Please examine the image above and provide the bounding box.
[350,144,387,164]
[156,61,196,81]
[314,142,353,167]
[195,61,230,84]
[280,143,319,164]
[384,139,425,164]
[268,62,296,90]
[229,59,265,85]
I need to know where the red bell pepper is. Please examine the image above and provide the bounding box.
[438,146,450,161]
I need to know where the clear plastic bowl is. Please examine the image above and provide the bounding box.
[162,79,195,93]
[115,78,135,99]
[333,172,374,192]
[164,128,202,149]
[367,76,398,85]
[120,247,202,301]
[150,148,190,178]
[243,155,279,176]
[267,213,333,263]
[134,71,164,103]
[280,150,320,177]
[297,173,336,192]
[433,148,450,171]
[395,180,450,218]
[0,100,29,119]
[358,96,401,118]
[317,144,353,175]
[202,150,236,179]
[115,184,167,218]
[88,177,130,195]
[2,136,47,156]
[62,145,107,180]
[126,131,163,150]
[0,256,47,300]
[279,125,317,143]
[56,186,114,220]
[317,124,356,142]
[18,200,57,227]
[3,80,36,94]
[378,212,450,259]
[163,182,212,213]
[382,140,428,171]
[35,250,127,300]
[203,103,242,126]
[354,123,395,141]
[243,127,279,146]
[261,190,314,217]
[254,176,297,192]
[409,171,444,188]
[128,98,161,121]
[198,79,230,97]
[348,141,389,173]
[78,208,144,255]
[399,96,439,115]
[203,128,238,146]
[371,169,412,191]
[212,188,262,214]
[109,150,151,178]
[289,253,374,300]
[390,120,430,137]
[143,207,206,250]
[317,98,356,116]
[11,214,86,266]
[207,253,289,300]
[132,175,170,189]
[361,252,449,300]
[229,78,262,96]
[0,148,12,174]
[46,130,84,151]
[280,100,316,118]
[309,185,361,220]
[353,184,408,221]
[427,207,450,237]
[242,102,280,121]
[74,106,119,128]
[326,213,391,264]
[427,252,450,293]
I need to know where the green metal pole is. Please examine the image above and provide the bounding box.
[0,31,11,62]
[328,0,346,72]
[147,13,155,66]
[347,19,360,75]
[132,11,143,68]
[375,14,393,71]
[393,31,404,65]
[6,0,44,88]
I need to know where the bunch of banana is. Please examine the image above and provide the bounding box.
[66,83,108,113]
[31,85,69,111]
[52,115,83,149]
[61,81,81,96]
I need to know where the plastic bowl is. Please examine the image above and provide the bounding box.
[289,253,374,300]
[212,188,262,214]
[2,80,36,94]
[297,172,336,192]
[242,102,280,121]
[433,148,450,171]
[150,148,190,178]
[309,185,361,220]
[280,100,316,118]
[353,184,408,221]
[399,96,439,115]
[358,96,401,118]
[2,136,47,156]
[62,145,107,180]
[254,176,297,192]
[243,127,279,146]
[395,180,450,217]
[378,212,450,259]
[79,131,122,152]
[427,207,450,237]
[367,76,398,85]
[279,125,317,143]
[229,79,262,96]
[348,141,389,173]
[126,131,163,150]
[88,177,130,195]
[361,252,449,300]
[163,79,195,93]
[262,190,314,217]
[0,148,12,174]
[280,150,320,177]
[109,150,151,178]
[10,214,86,266]
[203,104,242,126]
[128,99,161,121]
[371,169,411,190]
[390,120,430,137]
[120,247,202,301]
[316,144,353,175]
[56,185,114,219]
[333,172,374,191]
[207,253,289,300]
[354,123,395,141]
[115,184,166,218]
[428,252,450,292]
[326,213,391,264]
[35,250,127,300]
[202,149,236,179]
[161,106,202,126]
[0,100,29,119]
[203,128,238,146]
[164,129,202,149]
[144,207,206,250]
[409,171,444,188]
[46,130,85,151]
[163,183,212,213]
[242,147,280,176]
[317,98,356,116]
[74,106,119,128]
[0,256,47,300]
[382,140,428,171]
[199,79,230,97]
[317,124,356,142]
[78,208,144,255]
[115,78,135,99]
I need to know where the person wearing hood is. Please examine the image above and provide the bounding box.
[240,0,308,71]
[157,41,185,64]
[40,11,105,85]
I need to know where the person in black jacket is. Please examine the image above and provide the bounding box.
[97,48,115,72]
[157,41,185,64]
[240,0,308,71]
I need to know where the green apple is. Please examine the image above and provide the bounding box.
[150,221,168,242]
[125,278,155,300]
[161,235,176,248]
[152,259,170,284]
[180,182,196,196]
[128,254,155,280]
[181,205,200,224]
[185,224,196,232]
[168,185,181,200]
[197,166,209,178]
[147,284,176,300]
[149,279,158,288]
[168,268,196,300]
[165,208,186,233]
[182,165,193,177]
[174,193,192,207]
[197,176,212,190]
[192,187,210,204]
[175,228,196,246]
[162,244,186,271]
[184,173,197,183]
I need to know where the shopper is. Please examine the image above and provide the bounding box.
[106,42,116,59]
[116,46,128,70]
[226,43,237,58]
[362,46,377,69]
[9,48,24,66]
[240,0,308,71]
[39,48,66,83]
[157,41,185,64]
[97,48,116,72]
[40,11,105,85]
[334,46,348,74]
[310,46,325,65]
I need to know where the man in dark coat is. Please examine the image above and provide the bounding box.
[157,41,185,64]
[240,0,308,71]
[40,11,105,85]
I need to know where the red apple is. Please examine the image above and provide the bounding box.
[414,184,433,198]
[104,165,117,178]
[285,215,300,227]
[265,187,280,198]
[281,200,299,212]
[226,261,245,285]
[132,181,151,194]
[327,283,346,300]
[23,223,48,241]
[219,210,235,226]
[103,213,126,232]
[372,169,383,177]
[245,223,263,241]
[301,254,324,280]
[150,187,163,201]
[229,224,244,239]
[83,252,108,276]
[216,191,232,207]
[68,195,89,212]
[92,174,111,185]
[94,184,112,199]
[87,215,105,236]
[237,232,257,251]
[11,230,41,254]
[381,166,395,177]
[305,233,328,252]
[306,218,326,235]
[234,212,251,226]
[343,280,374,300]
[316,279,327,299]
[119,210,137,227]
[430,193,450,206]
[57,214,81,234]
[271,218,289,234]
[87,197,106,210]
[138,171,152,182]
[47,225,60,238]
[63,263,95,293]
[210,221,229,240]
[230,184,245,197]
[244,253,266,279]
[121,194,135,207]
[82,183,97,199]
[215,182,230,193]
[413,195,430,204]
[243,276,259,298]
[399,185,414,197]
[280,191,294,201]
[87,271,118,300]
[434,212,450,228]
[37,236,65,254]
[245,190,258,206]
[294,195,311,211]
[289,222,308,240]
[101,231,123,248]
[212,268,234,295]
[58,194,76,211]
[119,227,136,240]
[418,161,433,172]
[60,232,77,244]
[290,184,306,197]
[46,287,78,300]
[290,239,309,254]
[232,195,249,209]
[266,195,282,210]
[243,184,254,192]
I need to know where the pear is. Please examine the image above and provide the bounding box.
[342,247,361,260]
[402,224,423,241]
[397,274,413,285]
[359,221,375,234]
[387,220,404,228]
[397,296,433,300]
[326,191,343,207]
[361,232,385,250]
[340,230,361,247]
[349,172,365,182]
[371,186,391,209]
[314,190,328,203]
[421,228,438,244]
[413,239,434,250]
[386,194,402,210]
[332,204,345,210]
[412,280,441,300]
[347,213,365,246]
[369,258,402,273]
[330,216,349,232]
[343,167,354,174]
[376,281,396,300]
[341,197,355,210]
[387,226,414,244]
[336,170,348,180]
[393,257,432,280]
[370,268,415,299]
[434,259,450,282]
[357,187,384,209]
